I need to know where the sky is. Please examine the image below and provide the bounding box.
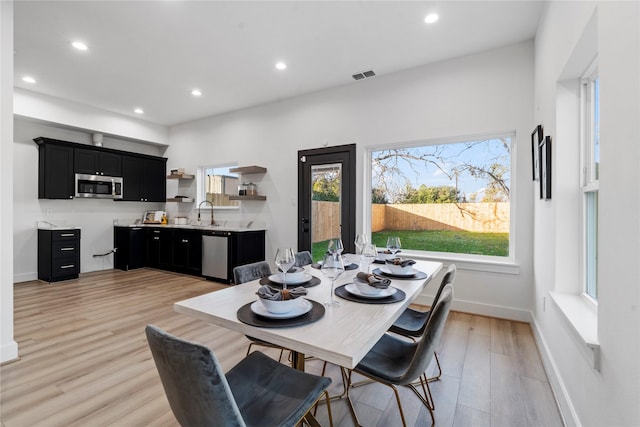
[371,137,511,202]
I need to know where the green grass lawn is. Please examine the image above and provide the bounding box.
[311,229,509,258]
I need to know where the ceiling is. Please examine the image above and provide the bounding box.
[13,1,544,127]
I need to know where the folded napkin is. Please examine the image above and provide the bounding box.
[256,285,307,301]
[378,250,401,255]
[386,257,416,268]
[277,266,303,273]
[355,272,392,289]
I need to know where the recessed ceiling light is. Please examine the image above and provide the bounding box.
[134,108,144,114]
[275,62,287,70]
[191,89,202,97]
[22,76,36,84]
[72,41,88,51]
[424,13,439,24]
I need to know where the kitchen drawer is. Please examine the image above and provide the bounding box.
[52,229,80,241]
[52,240,79,258]
[51,258,79,277]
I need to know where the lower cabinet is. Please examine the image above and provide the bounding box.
[113,226,263,281]
[38,228,81,282]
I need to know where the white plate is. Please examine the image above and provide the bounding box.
[250,299,313,319]
[345,283,398,299]
[378,265,419,277]
[268,273,313,285]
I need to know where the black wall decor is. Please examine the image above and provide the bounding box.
[531,125,543,181]
[539,135,552,200]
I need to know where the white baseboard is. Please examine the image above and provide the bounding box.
[1,340,18,364]
[413,294,532,322]
[530,316,579,427]
[14,272,37,283]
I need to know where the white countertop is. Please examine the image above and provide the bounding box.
[115,223,265,232]
[37,221,81,230]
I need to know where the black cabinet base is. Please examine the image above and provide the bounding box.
[38,229,81,283]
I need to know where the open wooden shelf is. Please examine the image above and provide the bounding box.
[167,174,195,180]
[166,197,194,203]
[228,195,267,201]
[229,166,266,175]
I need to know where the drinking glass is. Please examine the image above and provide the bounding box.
[354,233,369,255]
[274,248,295,290]
[386,236,401,256]
[327,238,344,255]
[361,243,377,273]
[321,253,344,307]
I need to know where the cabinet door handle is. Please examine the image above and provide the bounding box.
[60,264,75,269]
[60,247,75,251]
[61,233,75,237]
[154,236,160,240]
[182,239,188,243]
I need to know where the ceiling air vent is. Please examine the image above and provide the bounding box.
[352,70,376,81]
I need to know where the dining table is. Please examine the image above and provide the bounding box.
[174,256,442,371]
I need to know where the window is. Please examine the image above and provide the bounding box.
[196,164,240,209]
[582,62,599,300]
[369,133,512,259]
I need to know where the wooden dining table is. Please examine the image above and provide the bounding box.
[174,257,442,371]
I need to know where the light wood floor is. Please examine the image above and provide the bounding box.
[1,269,563,427]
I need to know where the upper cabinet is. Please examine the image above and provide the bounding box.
[121,155,167,202]
[36,139,74,199]
[74,147,122,176]
[228,166,267,201]
[34,137,166,202]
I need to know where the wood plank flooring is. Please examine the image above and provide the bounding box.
[1,269,563,426]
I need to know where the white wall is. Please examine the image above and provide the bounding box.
[532,2,640,426]
[167,41,535,320]
[1,1,18,363]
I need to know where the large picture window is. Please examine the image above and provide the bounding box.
[370,134,512,258]
[196,164,240,209]
[582,62,599,301]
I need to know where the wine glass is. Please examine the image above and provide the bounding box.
[321,253,344,307]
[361,243,377,273]
[327,238,344,255]
[274,248,295,290]
[386,236,401,257]
[355,233,369,255]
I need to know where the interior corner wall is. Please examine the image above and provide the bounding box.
[1,1,18,363]
[532,2,640,425]
[167,41,535,320]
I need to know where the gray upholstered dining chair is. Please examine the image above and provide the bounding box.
[387,263,456,381]
[232,260,271,285]
[294,250,313,267]
[232,260,287,361]
[344,284,453,427]
[145,325,333,427]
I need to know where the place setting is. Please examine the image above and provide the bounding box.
[311,237,359,270]
[237,284,325,328]
[259,248,321,288]
[335,271,406,304]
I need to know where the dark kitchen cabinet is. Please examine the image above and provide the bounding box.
[146,228,173,269]
[122,155,167,202]
[113,226,146,270]
[74,148,122,176]
[38,228,81,282]
[36,140,74,199]
[172,230,202,275]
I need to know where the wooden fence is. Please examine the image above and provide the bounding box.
[311,201,509,243]
[372,202,509,233]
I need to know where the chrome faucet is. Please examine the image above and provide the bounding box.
[197,200,215,225]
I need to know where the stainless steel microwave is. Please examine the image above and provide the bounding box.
[75,173,123,199]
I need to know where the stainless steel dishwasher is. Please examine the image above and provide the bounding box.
[202,231,229,281]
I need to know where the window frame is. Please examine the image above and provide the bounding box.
[195,163,240,210]
[365,131,517,268]
[580,60,599,303]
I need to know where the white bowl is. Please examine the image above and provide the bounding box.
[385,259,414,275]
[377,251,395,261]
[353,279,385,296]
[259,297,302,314]
[277,266,305,282]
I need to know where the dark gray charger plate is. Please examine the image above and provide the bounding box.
[335,284,406,304]
[237,299,325,328]
[259,275,321,288]
[372,267,428,281]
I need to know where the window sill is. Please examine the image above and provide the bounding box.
[403,251,520,275]
[549,291,600,371]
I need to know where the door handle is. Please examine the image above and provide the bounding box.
[301,218,309,224]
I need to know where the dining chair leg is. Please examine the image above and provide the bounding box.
[246,341,285,363]
[428,351,442,382]
[303,390,333,427]
[406,374,436,424]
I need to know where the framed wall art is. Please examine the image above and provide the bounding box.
[539,135,552,200]
[531,125,543,181]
